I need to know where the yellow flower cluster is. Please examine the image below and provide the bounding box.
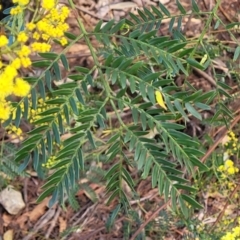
[227,181,237,191]
[0,0,70,121]
[217,159,239,176]
[217,131,239,177]
[221,218,240,240]
[42,155,57,168]
[11,0,29,15]
[31,42,51,53]
[203,131,240,238]
[0,35,8,47]
[42,0,55,10]
[0,55,30,120]
[7,125,24,141]
[34,5,69,45]
[0,102,11,120]
[27,96,61,124]
[15,93,77,130]
[42,144,63,168]
[225,131,238,155]
[12,0,30,5]
[10,6,23,15]
[29,97,51,123]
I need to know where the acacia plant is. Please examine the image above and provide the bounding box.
[0,0,237,220]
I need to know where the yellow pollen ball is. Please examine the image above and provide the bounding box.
[17,32,28,43]
[0,35,8,47]
[13,78,30,97]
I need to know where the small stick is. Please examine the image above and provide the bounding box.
[209,184,240,231]
[129,200,170,240]
[193,67,217,87]
[45,206,61,238]
[201,114,240,164]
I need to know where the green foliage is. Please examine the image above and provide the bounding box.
[2,0,238,225]
[0,143,27,189]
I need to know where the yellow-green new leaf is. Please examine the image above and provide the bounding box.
[155,90,167,110]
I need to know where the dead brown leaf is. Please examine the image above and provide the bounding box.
[59,216,67,233]
[3,229,14,240]
[29,197,50,222]
[2,213,12,227]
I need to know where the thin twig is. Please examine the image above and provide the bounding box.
[193,67,217,87]
[129,200,170,240]
[45,206,62,239]
[23,178,28,208]
[129,191,159,205]
[75,216,126,240]
[212,109,240,138]
[66,2,110,22]
[73,203,98,227]
[216,0,234,23]
[69,202,92,223]
[23,206,57,240]
[201,114,240,164]
[29,52,92,61]
[209,184,240,231]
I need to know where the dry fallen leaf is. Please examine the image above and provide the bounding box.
[59,216,67,233]
[3,229,14,240]
[2,213,12,227]
[16,213,29,229]
[29,197,50,222]
[109,2,137,10]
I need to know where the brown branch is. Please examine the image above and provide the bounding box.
[45,206,61,238]
[216,0,234,23]
[129,200,170,240]
[201,113,240,164]
[193,67,217,87]
[209,184,240,232]
[77,216,126,240]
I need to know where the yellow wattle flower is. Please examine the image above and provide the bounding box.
[13,78,30,97]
